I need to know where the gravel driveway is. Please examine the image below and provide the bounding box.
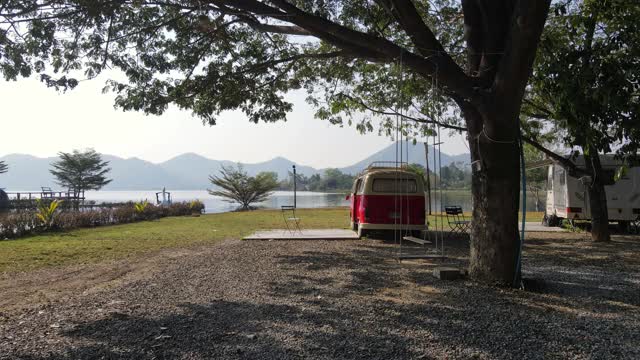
[1,233,639,359]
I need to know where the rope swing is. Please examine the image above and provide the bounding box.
[393,51,446,261]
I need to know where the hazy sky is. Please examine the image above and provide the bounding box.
[0,74,469,168]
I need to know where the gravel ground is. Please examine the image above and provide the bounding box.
[0,232,639,359]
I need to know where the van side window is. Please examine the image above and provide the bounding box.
[372,179,417,193]
[355,179,365,194]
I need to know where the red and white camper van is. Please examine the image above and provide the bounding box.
[347,162,427,238]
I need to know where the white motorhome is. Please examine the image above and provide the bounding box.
[544,155,640,228]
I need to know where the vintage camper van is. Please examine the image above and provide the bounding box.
[347,162,427,238]
[544,155,640,228]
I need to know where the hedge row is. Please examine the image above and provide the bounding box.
[0,201,205,240]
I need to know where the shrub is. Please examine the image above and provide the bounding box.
[0,212,39,239]
[189,200,205,214]
[0,201,204,240]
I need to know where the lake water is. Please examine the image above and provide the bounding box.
[82,190,544,214]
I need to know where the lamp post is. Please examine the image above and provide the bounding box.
[292,165,297,208]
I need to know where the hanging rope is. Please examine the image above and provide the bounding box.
[393,50,404,256]
[514,122,526,288]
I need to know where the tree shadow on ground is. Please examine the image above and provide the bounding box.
[15,299,424,360]
[10,235,640,360]
[267,237,640,359]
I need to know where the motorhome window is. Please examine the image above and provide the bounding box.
[555,168,565,186]
[372,179,418,193]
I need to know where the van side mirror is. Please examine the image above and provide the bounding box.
[345,194,350,200]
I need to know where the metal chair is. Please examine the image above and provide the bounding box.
[632,217,640,235]
[444,206,470,237]
[281,205,302,234]
[41,187,54,199]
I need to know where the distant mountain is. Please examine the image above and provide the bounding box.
[158,153,232,190]
[158,154,321,189]
[0,143,469,190]
[0,154,190,191]
[102,155,190,190]
[0,154,57,190]
[338,141,470,175]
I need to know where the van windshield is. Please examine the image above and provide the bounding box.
[372,178,418,193]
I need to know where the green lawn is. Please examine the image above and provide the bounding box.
[0,208,350,274]
[0,208,545,274]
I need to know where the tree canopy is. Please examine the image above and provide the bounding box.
[525,0,640,161]
[50,149,112,193]
[1,1,546,133]
[523,0,640,242]
[280,169,355,192]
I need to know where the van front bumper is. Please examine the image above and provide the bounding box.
[358,223,428,231]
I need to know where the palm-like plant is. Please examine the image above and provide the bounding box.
[134,200,149,214]
[35,199,62,228]
[0,161,8,174]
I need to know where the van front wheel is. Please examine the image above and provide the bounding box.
[357,227,367,238]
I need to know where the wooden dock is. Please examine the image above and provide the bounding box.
[5,190,85,210]
[6,191,85,202]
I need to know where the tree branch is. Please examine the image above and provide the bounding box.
[461,0,483,75]
[378,0,444,57]
[209,0,479,101]
[337,92,467,133]
[491,0,551,136]
[346,92,585,175]
[238,51,349,75]
[522,135,587,177]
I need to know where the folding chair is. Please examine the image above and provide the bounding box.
[632,217,640,235]
[41,187,54,199]
[445,206,470,238]
[281,205,302,234]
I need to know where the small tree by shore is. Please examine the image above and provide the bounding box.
[50,149,112,196]
[208,165,278,211]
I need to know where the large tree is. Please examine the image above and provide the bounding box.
[50,149,112,195]
[1,0,552,285]
[524,0,640,241]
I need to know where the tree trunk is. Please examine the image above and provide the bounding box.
[458,0,550,285]
[465,109,521,285]
[584,151,610,242]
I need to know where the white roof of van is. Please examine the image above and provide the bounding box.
[359,168,419,177]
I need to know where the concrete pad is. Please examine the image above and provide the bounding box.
[524,222,568,232]
[243,229,359,241]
